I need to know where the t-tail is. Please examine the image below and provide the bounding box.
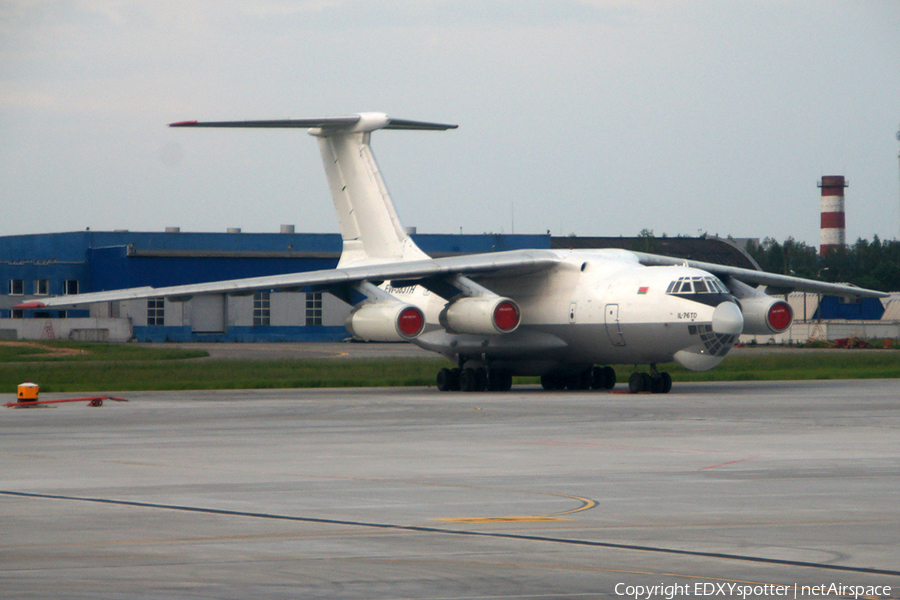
[170,113,457,267]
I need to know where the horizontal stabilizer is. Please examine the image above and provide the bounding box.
[170,113,457,134]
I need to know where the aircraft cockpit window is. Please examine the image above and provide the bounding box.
[666,276,731,297]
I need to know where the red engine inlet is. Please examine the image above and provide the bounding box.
[767,302,793,333]
[345,302,425,342]
[440,296,521,335]
[734,295,794,336]
[493,301,520,332]
[398,306,425,337]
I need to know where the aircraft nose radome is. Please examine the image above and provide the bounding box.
[712,301,744,335]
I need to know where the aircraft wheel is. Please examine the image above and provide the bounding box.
[628,372,645,394]
[474,367,488,392]
[650,374,665,394]
[602,366,617,389]
[436,368,457,392]
[640,372,652,392]
[590,367,604,390]
[592,366,616,390]
[661,372,673,394]
[566,370,590,390]
[580,370,592,389]
[488,368,513,392]
[460,368,478,392]
[450,368,462,390]
[541,374,563,390]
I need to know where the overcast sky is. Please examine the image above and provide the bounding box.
[2,1,899,248]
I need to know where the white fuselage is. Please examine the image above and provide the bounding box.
[387,249,741,376]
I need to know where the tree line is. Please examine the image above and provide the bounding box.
[745,236,900,293]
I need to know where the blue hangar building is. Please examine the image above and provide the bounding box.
[3,229,812,343]
[0,229,549,342]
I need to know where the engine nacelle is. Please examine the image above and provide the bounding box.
[439,297,520,335]
[345,302,425,342]
[737,296,793,335]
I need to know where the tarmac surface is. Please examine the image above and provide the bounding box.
[2,378,899,599]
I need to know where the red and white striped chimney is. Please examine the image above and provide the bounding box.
[818,175,847,255]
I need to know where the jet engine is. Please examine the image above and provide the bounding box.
[737,296,793,335]
[439,297,520,335]
[345,302,425,342]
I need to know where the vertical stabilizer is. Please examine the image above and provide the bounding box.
[170,112,457,267]
[314,129,424,266]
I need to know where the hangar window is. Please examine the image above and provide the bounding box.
[306,292,323,326]
[33,279,49,296]
[253,291,271,326]
[147,298,165,326]
[64,280,79,295]
[9,279,24,295]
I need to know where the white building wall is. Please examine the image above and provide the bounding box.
[271,292,304,326]
[228,295,253,327]
[0,318,133,342]
[741,320,900,345]
[322,292,352,326]
[112,299,145,325]
[85,292,352,330]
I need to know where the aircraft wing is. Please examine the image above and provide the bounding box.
[632,251,888,298]
[18,247,885,310]
[17,250,560,309]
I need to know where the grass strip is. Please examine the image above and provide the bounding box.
[0,347,897,393]
[0,358,446,392]
[663,351,900,382]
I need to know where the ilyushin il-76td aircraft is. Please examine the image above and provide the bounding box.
[23,113,886,394]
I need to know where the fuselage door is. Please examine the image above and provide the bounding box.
[605,303,625,346]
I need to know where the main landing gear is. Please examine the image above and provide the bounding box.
[435,362,672,394]
[436,364,619,393]
[627,366,672,394]
[436,366,512,392]
[538,364,673,394]
[540,366,616,391]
